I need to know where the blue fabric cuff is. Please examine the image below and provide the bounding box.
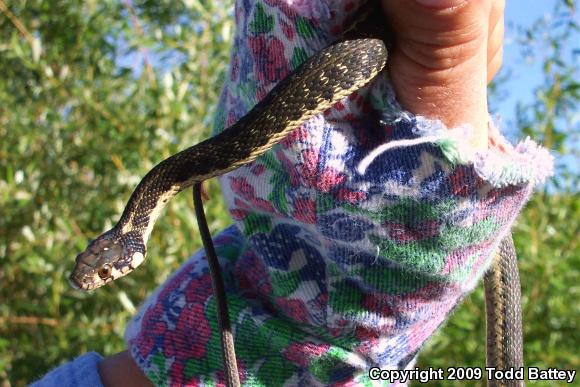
[30,352,104,387]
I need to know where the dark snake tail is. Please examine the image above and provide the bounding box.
[484,234,525,387]
[193,183,241,387]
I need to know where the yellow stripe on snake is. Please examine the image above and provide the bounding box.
[70,2,524,386]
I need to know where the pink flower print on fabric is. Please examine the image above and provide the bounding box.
[125,0,552,385]
[291,196,317,224]
[229,176,277,214]
[283,342,331,367]
[248,35,290,84]
[298,148,347,192]
[163,302,211,361]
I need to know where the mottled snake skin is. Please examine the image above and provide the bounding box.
[485,235,525,387]
[70,2,525,386]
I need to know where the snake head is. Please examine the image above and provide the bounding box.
[69,235,145,291]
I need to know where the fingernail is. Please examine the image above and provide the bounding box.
[415,0,467,8]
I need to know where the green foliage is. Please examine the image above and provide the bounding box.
[0,1,577,387]
[1,0,233,385]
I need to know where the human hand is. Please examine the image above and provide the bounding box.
[381,0,504,149]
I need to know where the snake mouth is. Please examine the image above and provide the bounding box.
[68,264,106,291]
[68,274,82,290]
[69,250,146,291]
[68,274,102,291]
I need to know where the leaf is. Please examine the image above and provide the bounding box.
[31,36,42,63]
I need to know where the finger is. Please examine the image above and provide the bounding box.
[488,44,503,83]
[382,0,492,72]
[487,9,504,83]
[381,0,493,149]
[488,0,505,38]
[488,12,504,58]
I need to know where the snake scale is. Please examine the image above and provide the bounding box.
[70,2,524,386]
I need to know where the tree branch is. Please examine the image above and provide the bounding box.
[0,0,34,45]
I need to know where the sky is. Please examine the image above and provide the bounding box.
[496,0,566,133]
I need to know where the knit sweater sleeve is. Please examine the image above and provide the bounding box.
[124,1,553,386]
[30,352,104,387]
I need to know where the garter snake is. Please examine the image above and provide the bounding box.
[69,2,524,386]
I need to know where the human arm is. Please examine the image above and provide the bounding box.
[97,351,152,387]
[39,2,548,386]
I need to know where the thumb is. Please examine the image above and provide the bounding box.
[381,0,494,149]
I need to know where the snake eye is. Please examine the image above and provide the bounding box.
[97,264,112,279]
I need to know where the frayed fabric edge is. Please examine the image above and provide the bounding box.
[473,130,555,188]
[368,108,554,188]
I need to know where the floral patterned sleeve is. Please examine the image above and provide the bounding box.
[124,1,553,386]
